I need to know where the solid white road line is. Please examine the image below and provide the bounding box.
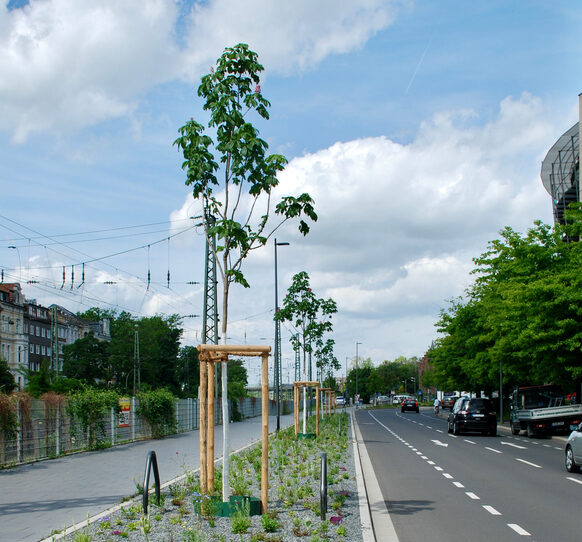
[515,458,542,469]
[508,524,531,536]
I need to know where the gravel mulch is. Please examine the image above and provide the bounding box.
[56,411,363,542]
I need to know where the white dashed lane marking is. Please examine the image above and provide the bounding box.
[508,524,531,536]
[483,505,502,516]
[370,410,537,539]
[515,458,542,469]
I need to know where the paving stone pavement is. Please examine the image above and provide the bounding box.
[1,413,296,542]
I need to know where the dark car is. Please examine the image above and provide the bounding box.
[447,397,497,436]
[441,395,457,410]
[401,397,419,413]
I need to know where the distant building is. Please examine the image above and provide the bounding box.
[0,283,110,387]
[24,300,52,373]
[0,283,26,389]
[540,95,581,224]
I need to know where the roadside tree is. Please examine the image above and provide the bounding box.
[174,43,317,499]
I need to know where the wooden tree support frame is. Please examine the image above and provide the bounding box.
[198,344,271,513]
[293,381,320,437]
[319,387,336,417]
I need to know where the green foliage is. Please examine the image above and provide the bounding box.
[63,333,109,383]
[431,208,582,392]
[68,388,119,448]
[0,359,16,393]
[0,392,18,439]
[176,346,199,397]
[24,359,53,397]
[136,389,177,438]
[276,271,337,380]
[261,510,281,532]
[230,499,251,534]
[175,43,316,333]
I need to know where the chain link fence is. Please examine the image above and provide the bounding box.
[0,396,299,467]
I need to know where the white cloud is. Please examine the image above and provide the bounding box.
[0,0,180,141]
[181,0,402,76]
[0,0,401,140]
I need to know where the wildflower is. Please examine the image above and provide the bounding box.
[330,516,342,525]
[112,531,122,535]
[255,84,261,94]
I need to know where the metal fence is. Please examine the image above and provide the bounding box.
[0,396,299,468]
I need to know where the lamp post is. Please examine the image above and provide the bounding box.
[8,246,21,282]
[274,239,289,432]
[355,341,362,400]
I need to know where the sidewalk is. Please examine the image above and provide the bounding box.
[1,413,295,542]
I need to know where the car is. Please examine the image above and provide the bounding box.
[401,397,419,413]
[441,395,457,410]
[447,397,497,436]
[377,395,390,404]
[565,422,582,472]
[336,396,346,406]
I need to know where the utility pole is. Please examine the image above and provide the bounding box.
[202,214,219,395]
[133,324,140,395]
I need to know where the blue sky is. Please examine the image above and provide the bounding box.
[1,0,580,384]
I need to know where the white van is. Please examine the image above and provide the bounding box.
[392,394,411,405]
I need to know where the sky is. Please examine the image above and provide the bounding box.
[1,0,581,385]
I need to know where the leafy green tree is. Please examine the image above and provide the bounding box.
[62,333,109,383]
[0,359,16,393]
[175,346,200,397]
[174,43,317,498]
[137,315,182,394]
[24,360,53,397]
[431,209,582,397]
[276,271,337,382]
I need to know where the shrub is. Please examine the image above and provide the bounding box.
[136,389,176,438]
[68,388,119,448]
[0,392,18,440]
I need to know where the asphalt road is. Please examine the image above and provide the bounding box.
[356,407,582,542]
[0,413,295,542]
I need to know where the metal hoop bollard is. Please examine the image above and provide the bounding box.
[143,450,161,514]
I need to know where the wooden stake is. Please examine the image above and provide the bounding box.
[207,360,215,493]
[315,386,320,437]
[199,360,207,495]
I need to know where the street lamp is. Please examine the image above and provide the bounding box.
[355,341,362,400]
[274,238,289,431]
[8,246,21,282]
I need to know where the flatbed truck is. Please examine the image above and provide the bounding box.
[510,385,582,437]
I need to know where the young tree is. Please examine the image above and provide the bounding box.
[276,271,337,432]
[174,43,317,499]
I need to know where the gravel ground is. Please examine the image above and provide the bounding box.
[57,412,362,542]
